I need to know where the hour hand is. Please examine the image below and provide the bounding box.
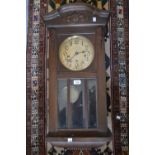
[68,51,78,60]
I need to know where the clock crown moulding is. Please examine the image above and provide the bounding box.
[44,2,110,28]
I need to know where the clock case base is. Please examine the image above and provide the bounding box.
[47,129,112,148]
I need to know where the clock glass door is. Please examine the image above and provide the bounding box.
[57,78,97,129]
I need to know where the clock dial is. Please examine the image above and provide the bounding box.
[59,35,94,71]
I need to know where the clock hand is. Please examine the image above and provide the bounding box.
[76,51,89,55]
[71,51,87,58]
[67,51,79,60]
[82,50,90,54]
[66,50,89,61]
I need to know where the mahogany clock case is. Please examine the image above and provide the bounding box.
[44,2,111,148]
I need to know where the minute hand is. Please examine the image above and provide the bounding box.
[75,50,89,55]
[68,51,89,60]
[68,51,80,60]
[81,50,90,55]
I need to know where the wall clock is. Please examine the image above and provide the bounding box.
[44,2,111,149]
[59,35,95,71]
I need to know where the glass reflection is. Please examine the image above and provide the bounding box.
[58,79,67,128]
[70,79,84,128]
[88,79,97,128]
[57,78,97,129]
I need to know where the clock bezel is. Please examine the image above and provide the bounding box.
[59,35,95,71]
[56,30,97,73]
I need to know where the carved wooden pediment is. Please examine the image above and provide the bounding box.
[44,2,110,28]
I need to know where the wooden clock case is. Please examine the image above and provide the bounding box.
[44,2,111,149]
